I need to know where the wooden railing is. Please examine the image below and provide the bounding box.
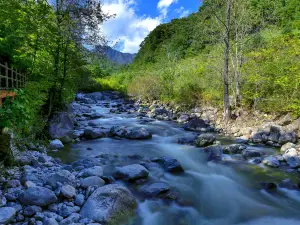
[0,62,28,90]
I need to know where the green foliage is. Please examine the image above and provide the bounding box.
[107,0,300,116]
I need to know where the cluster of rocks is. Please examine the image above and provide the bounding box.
[0,148,185,224]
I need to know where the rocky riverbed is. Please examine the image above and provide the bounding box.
[1,91,300,225]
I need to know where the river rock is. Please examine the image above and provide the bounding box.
[23,205,42,216]
[80,176,105,189]
[204,145,223,161]
[177,114,190,123]
[43,218,59,225]
[49,112,74,139]
[262,156,280,168]
[110,126,152,140]
[286,156,300,168]
[184,118,210,132]
[278,132,297,145]
[283,148,299,160]
[75,194,85,206]
[115,164,149,181]
[152,157,184,173]
[61,185,76,198]
[49,139,64,149]
[278,179,299,190]
[195,133,216,147]
[47,170,76,188]
[18,187,57,206]
[60,213,81,225]
[0,207,16,224]
[140,182,170,197]
[223,144,247,154]
[0,195,7,207]
[281,142,296,153]
[84,128,107,139]
[242,149,262,159]
[80,166,103,178]
[80,184,137,224]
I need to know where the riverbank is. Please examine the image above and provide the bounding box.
[1,91,300,225]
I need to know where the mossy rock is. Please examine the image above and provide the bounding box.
[0,131,14,166]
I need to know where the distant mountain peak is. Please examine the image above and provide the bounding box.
[95,46,136,65]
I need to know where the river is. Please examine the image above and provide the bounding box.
[52,92,300,225]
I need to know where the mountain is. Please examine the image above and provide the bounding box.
[95,46,136,65]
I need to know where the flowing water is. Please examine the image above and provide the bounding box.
[52,95,300,225]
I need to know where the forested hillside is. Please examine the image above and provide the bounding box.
[102,0,300,116]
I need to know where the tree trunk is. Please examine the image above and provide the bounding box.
[223,0,232,121]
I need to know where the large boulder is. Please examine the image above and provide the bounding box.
[280,142,296,153]
[184,118,210,132]
[195,133,216,147]
[18,187,57,206]
[0,207,16,224]
[177,114,190,123]
[286,156,300,169]
[110,126,152,140]
[49,112,74,139]
[80,184,137,224]
[115,164,149,181]
[85,92,104,102]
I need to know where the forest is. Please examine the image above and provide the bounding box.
[101,0,300,117]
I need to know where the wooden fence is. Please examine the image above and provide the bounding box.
[0,62,27,90]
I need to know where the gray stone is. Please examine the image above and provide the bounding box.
[279,132,297,145]
[177,114,190,123]
[49,112,74,139]
[84,128,107,139]
[43,218,59,225]
[0,207,16,224]
[242,149,262,159]
[61,185,76,199]
[184,118,210,132]
[263,156,280,168]
[23,206,42,216]
[203,145,223,161]
[283,148,299,161]
[140,182,170,197]
[81,166,103,178]
[152,157,184,173]
[0,195,7,207]
[60,213,81,225]
[49,139,64,149]
[223,144,247,154]
[18,187,57,206]
[80,176,105,189]
[58,205,80,218]
[115,164,149,181]
[280,142,296,153]
[110,126,152,140]
[286,156,300,169]
[195,133,216,147]
[47,170,76,188]
[80,184,137,224]
[74,194,85,206]
[6,180,21,188]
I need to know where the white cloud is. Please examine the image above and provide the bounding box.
[175,6,190,18]
[101,0,161,54]
[157,0,178,18]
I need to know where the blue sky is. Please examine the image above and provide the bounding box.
[101,0,201,53]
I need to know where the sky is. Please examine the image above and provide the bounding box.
[101,0,201,54]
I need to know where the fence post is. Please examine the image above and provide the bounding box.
[11,66,14,89]
[5,62,8,89]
